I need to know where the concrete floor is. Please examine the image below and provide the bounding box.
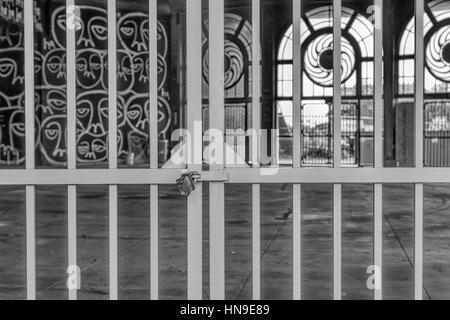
[0,183,449,300]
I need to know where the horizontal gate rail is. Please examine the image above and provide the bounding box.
[3,168,450,185]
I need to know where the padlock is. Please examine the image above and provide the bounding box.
[176,171,201,196]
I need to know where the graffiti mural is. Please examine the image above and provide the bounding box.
[0,106,25,165]
[0,2,171,167]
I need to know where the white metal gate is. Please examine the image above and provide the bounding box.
[7,0,450,300]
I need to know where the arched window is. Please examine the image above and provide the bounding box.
[399,0,450,166]
[202,13,253,161]
[276,5,375,166]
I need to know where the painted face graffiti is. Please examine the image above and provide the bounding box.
[76,92,108,163]
[131,52,149,94]
[0,107,25,165]
[52,6,108,50]
[0,92,10,108]
[76,48,106,90]
[39,115,67,166]
[118,12,149,54]
[79,14,108,49]
[119,95,148,159]
[43,49,67,88]
[77,133,108,162]
[75,92,125,163]
[76,91,108,135]
[0,49,24,99]
[0,23,22,48]
[0,5,172,167]
[118,95,171,160]
[32,89,67,117]
[34,51,44,81]
[113,50,134,94]
[158,97,172,135]
[44,89,67,115]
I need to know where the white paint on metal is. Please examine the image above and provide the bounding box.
[252,0,261,301]
[68,185,77,300]
[150,184,159,300]
[293,184,301,300]
[293,0,302,300]
[149,0,159,301]
[108,0,118,300]
[186,0,203,300]
[209,0,226,300]
[24,0,36,300]
[374,0,384,301]
[252,184,261,300]
[333,183,342,300]
[333,0,342,300]
[66,0,77,301]
[414,0,424,301]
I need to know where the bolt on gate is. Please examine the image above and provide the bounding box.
[6,0,450,300]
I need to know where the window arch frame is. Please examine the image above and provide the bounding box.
[275,5,376,167]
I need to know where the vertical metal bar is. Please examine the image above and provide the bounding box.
[109,185,118,300]
[66,0,77,301]
[414,182,424,300]
[25,186,36,300]
[252,184,261,300]
[67,185,77,300]
[209,183,225,299]
[373,183,383,300]
[414,0,425,301]
[209,0,225,300]
[186,0,203,300]
[24,0,36,300]
[251,0,261,301]
[150,185,159,300]
[251,0,261,169]
[373,0,383,301]
[25,0,35,171]
[333,0,342,168]
[415,2,424,170]
[333,0,342,300]
[292,1,302,169]
[108,2,118,171]
[149,0,159,301]
[66,3,77,170]
[292,0,302,301]
[108,0,118,300]
[149,1,159,169]
[374,0,383,168]
[293,184,301,300]
[333,183,342,300]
